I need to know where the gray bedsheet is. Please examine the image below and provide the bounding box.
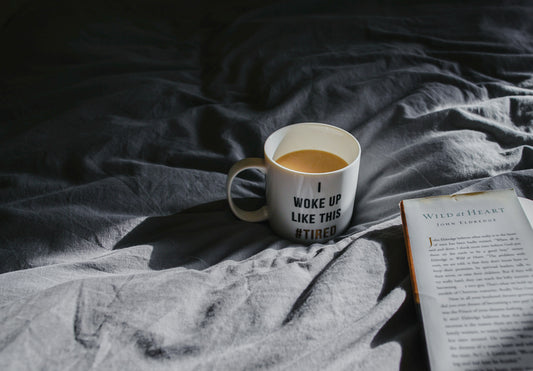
[1,0,532,369]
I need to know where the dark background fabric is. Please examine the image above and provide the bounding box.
[1,0,532,369]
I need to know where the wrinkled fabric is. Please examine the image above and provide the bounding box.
[0,0,532,370]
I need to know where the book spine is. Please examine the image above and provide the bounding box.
[399,201,419,304]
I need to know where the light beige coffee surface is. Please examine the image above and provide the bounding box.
[276,149,348,173]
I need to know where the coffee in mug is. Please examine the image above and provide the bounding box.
[226,122,361,243]
[276,149,348,173]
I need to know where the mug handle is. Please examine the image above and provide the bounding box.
[226,158,269,222]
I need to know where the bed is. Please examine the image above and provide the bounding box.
[1,0,532,369]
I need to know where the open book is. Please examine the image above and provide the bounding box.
[400,189,533,371]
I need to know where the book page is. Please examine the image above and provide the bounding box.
[401,190,533,371]
[518,197,533,228]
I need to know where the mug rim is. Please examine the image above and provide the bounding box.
[264,122,361,176]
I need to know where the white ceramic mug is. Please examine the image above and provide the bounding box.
[226,122,361,243]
